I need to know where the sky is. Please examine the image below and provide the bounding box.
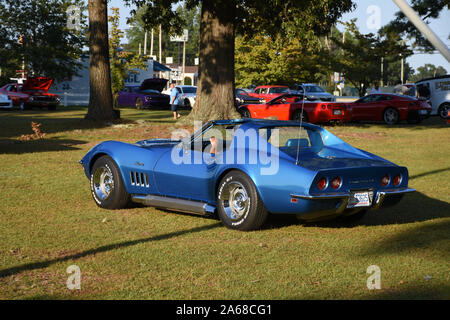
[110,0,450,73]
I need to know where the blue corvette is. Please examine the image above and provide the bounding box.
[80,119,414,231]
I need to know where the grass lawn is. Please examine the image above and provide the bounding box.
[0,106,449,299]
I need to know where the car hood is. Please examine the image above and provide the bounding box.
[23,77,54,92]
[139,78,168,92]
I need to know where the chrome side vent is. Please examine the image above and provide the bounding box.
[130,171,149,187]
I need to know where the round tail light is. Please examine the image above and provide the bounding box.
[331,177,342,189]
[317,177,328,190]
[381,174,390,187]
[393,174,402,186]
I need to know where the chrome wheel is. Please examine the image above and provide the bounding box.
[220,181,250,221]
[383,108,399,125]
[92,165,114,201]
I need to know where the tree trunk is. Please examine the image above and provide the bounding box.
[85,0,117,121]
[185,0,239,122]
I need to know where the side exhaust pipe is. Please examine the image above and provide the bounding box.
[131,194,216,215]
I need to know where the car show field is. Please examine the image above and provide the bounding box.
[0,106,448,299]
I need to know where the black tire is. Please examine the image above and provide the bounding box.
[19,100,25,110]
[48,105,56,111]
[340,209,367,223]
[135,98,144,109]
[90,155,130,209]
[184,98,191,109]
[239,108,251,118]
[383,107,399,125]
[438,103,449,119]
[292,109,308,122]
[216,171,268,231]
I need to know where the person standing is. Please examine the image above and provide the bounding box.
[370,82,381,94]
[169,82,181,119]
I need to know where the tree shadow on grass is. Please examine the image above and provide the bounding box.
[0,137,87,154]
[0,222,222,279]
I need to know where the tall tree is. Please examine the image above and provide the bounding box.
[0,0,86,82]
[381,0,449,51]
[109,7,146,95]
[85,0,117,121]
[409,63,448,82]
[127,0,354,121]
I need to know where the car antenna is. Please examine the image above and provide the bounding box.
[295,94,306,166]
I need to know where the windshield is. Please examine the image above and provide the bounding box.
[305,85,325,93]
[180,87,197,94]
[269,87,289,94]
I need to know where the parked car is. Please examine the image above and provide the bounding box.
[347,93,431,125]
[80,118,414,231]
[235,88,264,107]
[415,75,450,118]
[292,83,335,102]
[237,93,351,124]
[0,77,60,110]
[0,92,13,109]
[175,85,197,108]
[115,78,170,109]
[247,85,290,102]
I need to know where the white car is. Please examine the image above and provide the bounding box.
[415,75,450,118]
[176,85,197,108]
[0,93,13,109]
[292,83,336,102]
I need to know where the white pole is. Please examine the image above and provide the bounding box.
[182,40,186,85]
[143,30,147,55]
[159,25,162,63]
[393,0,450,62]
[150,28,154,57]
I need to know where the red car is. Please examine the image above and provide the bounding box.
[0,77,60,110]
[347,93,431,125]
[247,85,290,102]
[237,93,351,123]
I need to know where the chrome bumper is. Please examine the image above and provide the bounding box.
[290,188,415,212]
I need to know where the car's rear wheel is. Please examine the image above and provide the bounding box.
[217,171,268,231]
[19,100,25,110]
[184,98,191,109]
[438,103,449,119]
[239,108,251,118]
[383,108,399,125]
[135,98,144,109]
[293,109,308,122]
[90,155,130,209]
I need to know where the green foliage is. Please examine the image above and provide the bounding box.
[0,0,87,82]
[329,21,412,96]
[124,3,200,66]
[409,64,448,82]
[381,0,449,51]
[109,7,147,94]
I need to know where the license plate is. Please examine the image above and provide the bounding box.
[347,191,373,208]
[333,109,342,115]
[419,110,428,115]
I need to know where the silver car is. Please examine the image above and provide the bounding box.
[176,85,197,108]
[292,83,335,102]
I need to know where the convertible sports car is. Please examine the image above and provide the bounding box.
[0,77,60,110]
[238,93,351,124]
[347,93,431,125]
[115,78,170,109]
[80,119,414,231]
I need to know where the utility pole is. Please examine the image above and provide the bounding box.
[401,54,404,84]
[159,25,162,63]
[143,30,147,56]
[150,28,154,57]
[182,38,186,85]
[381,57,384,87]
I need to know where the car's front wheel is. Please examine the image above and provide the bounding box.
[135,98,144,109]
[293,109,308,122]
[239,108,251,118]
[217,171,268,231]
[383,108,399,125]
[90,155,130,209]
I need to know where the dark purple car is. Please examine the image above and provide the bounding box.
[115,78,170,109]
